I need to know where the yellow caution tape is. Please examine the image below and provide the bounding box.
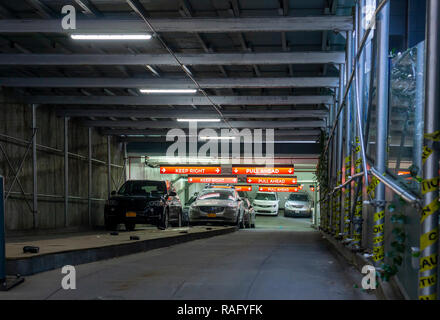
[422,146,433,164]
[373,223,384,234]
[419,274,437,289]
[419,293,437,300]
[374,210,385,222]
[424,130,440,141]
[421,197,440,223]
[373,235,384,244]
[345,155,352,163]
[420,228,438,252]
[421,177,439,195]
[420,253,438,272]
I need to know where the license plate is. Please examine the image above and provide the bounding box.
[126,212,136,217]
[207,213,217,218]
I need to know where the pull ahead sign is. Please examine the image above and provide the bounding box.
[246,177,297,185]
[160,166,221,175]
[188,177,238,184]
[232,167,294,175]
[259,186,299,192]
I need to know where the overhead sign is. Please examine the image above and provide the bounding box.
[232,167,294,175]
[234,186,253,192]
[160,166,221,175]
[188,177,238,184]
[259,186,299,192]
[246,176,297,185]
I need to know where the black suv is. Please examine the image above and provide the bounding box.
[104,180,183,231]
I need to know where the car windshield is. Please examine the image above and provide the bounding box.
[255,193,276,201]
[197,190,235,201]
[288,194,309,201]
[118,181,167,196]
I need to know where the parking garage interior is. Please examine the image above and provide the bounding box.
[0,0,439,303]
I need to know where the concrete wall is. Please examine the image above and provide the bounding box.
[0,97,124,232]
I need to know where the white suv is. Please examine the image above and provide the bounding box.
[252,192,279,216]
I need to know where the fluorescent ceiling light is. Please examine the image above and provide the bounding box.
[199,136,236,140]
[177,119,221,122]
[140,89,197,94]
[71,34,151,40]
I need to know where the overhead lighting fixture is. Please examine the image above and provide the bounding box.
[71,34,152,40]
[177,119,221,122]
[140,89,197,94]
[199,136,236,140]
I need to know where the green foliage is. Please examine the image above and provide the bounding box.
[379,196,408,282]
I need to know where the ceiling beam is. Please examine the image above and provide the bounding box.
[117,136,319,143]
[56,108,328,118]
[0,16,353,34]
[0,52,346,66]
[10,95,334,106]
[0,77,339,89]
[101,129,322,136]
[82,120,326,129]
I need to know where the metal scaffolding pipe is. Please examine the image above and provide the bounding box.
[414,41,425,178]
[336,63,345,236]
[64,117,69,227]
[344,30,353,240]
[419,0,440,301]
[107,136,111,197]
[32,104,38,229]
[88,127,92,226]
[372,0,390,266]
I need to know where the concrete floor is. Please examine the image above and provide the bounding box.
[0,215,375,300]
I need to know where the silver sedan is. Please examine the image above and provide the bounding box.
[189,188,245,227]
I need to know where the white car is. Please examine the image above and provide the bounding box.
[252,192,279,216]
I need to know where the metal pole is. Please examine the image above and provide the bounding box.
[344,30,353,240]
[419,0,439,301]
[32,104,38,229]
[123,142,128,183]
[0,176,5,282]
[107,136,111,197]
[372,0,390,266]
[352,1,364,248]
[336,64,345,237]
[414,41,425,178]
[64,116,69,227]
[88,127,92,226]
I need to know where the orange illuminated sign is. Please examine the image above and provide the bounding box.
[234,186,253,192]
[246,176,297,185]
[188,177,238,184]
[259,186,299,192]
[160,166,221,175]
[232,167,294,175]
